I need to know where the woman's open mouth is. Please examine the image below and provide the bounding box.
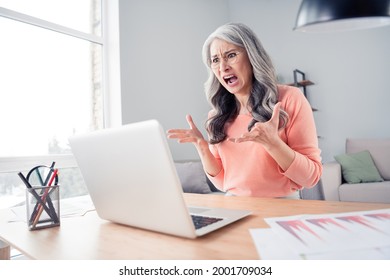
[223,74,238,85]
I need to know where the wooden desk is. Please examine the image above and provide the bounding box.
[0,194,389,260]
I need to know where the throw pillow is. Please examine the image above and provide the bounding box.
[175,161,211,194]
[334,150,384,184]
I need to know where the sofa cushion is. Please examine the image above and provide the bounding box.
[334,150,384,184]
[346,138,390,180]
[339,181,390,203]
[175,161,211,194]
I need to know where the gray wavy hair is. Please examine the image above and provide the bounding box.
[202,22,288,144]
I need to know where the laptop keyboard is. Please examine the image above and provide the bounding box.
[191,215,223,230]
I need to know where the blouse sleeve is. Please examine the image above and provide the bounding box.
[205,143,225,191]
[280,87,323,188]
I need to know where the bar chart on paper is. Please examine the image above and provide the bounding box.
[255,209,390,259]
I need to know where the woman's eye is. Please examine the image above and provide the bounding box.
[212,57,220,64]
[227,52,237,59]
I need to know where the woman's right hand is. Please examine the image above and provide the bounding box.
[167,115,208,149]
[167,115,222,177]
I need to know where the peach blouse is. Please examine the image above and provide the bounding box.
[207,85,322,197]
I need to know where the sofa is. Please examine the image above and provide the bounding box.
[174,160,223,194]
[321,138,390,203]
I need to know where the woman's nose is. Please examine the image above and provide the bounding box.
[219,58,230,71]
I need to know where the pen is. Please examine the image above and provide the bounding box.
[35,168,45,186]
[47,168,58,187]
[43,162,56,186]
[18,172,33,189]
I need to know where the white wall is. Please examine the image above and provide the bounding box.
[118,0,229,160]
[228,0,390,162]
[118,0,390,162]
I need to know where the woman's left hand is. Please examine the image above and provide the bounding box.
[229,102,282,149]
[230,102,295,171]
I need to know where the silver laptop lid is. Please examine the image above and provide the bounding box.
[69,120,198,238]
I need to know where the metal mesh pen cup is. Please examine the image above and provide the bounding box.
[26,185,60,230]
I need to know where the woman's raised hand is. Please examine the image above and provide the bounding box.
[229,102,282,149]
[167,115,208,148]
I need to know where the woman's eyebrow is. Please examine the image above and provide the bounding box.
[211,49,239,58]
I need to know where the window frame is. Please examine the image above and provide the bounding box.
[0,1,121,172]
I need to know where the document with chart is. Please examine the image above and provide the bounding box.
[251,208,390,259]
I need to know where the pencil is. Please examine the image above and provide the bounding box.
[44,168,60,223]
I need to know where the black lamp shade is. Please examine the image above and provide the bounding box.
[294,0,390,32]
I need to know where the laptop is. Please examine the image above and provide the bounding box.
[69,119,251,238]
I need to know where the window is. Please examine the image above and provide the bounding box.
[0,1,107,209]
[0,0,102,35]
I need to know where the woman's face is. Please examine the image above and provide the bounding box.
[209,39,253,97]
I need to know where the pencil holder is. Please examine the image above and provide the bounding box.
[26,185,60,230]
